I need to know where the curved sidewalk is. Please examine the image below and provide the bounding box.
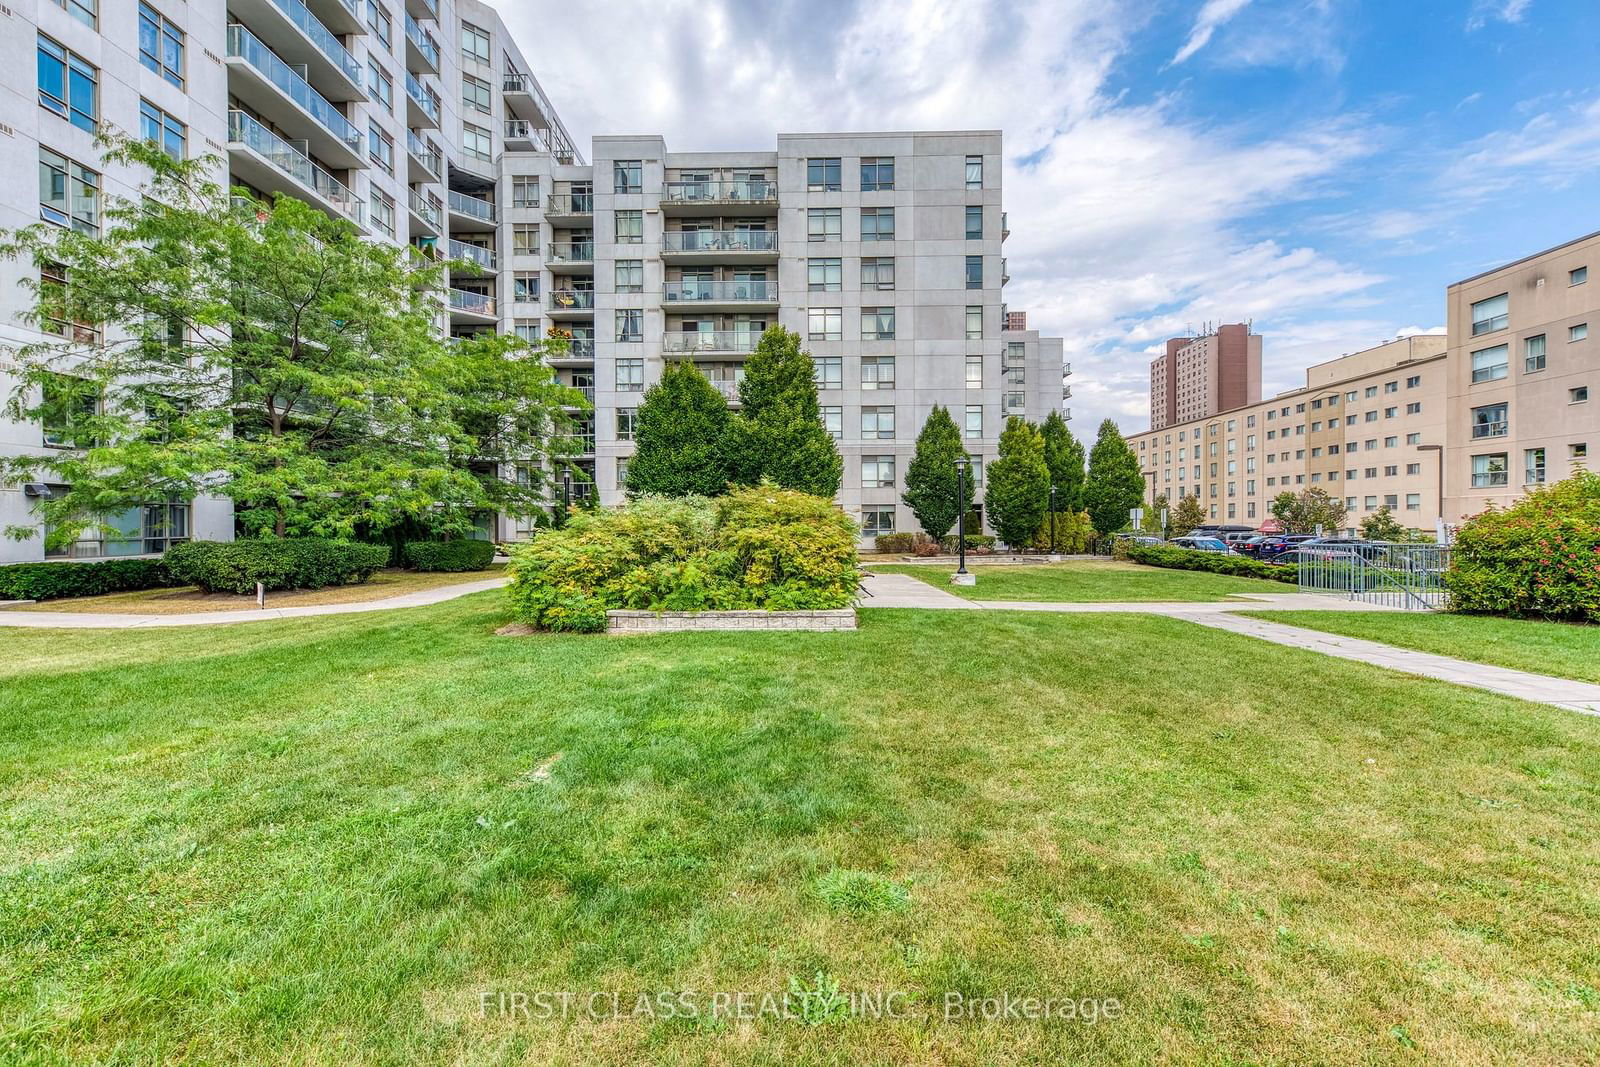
[0,576,509,629]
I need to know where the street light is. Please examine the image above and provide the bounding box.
[1049,485,1058,555]
[953,455,973,584]
[560,467,573,528]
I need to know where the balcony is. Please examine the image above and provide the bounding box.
[661,229,779,262]
[226,111,364,228]
[1471,421,1508,439]
[1062,385,1073,400]
[1001,257,1010,285]
[404,13,440,73]
[545,192,593,221]
[1001,211,1010,240]
[662,279,778,309]
[447,288,497,321]
[661,179,778,214]
[404,0,438,19]
[230,0,364,100]
[446,189,496,230]
[660,330,762,356]
[447,239,496,272]
[710,380,742,403]
[567,384,596,405]
[406,129,442,182]
[225,24,364,169]
[407,189,442,236]
[405,71,440,130]
[545,338,595,364]
[307,0,362,35]
[1063,362,1072,378]
[547,241,594,269]
[548,290,596,318]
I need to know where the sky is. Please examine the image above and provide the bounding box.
[492,0,1600,436]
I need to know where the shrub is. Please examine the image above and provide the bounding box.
[0,558,176,602]
[164,539,390,594]
[1445,472,1600,622]
[1126,544,1297,584]
[873,532,918,554]
[939,533,996,554]
[505,486,860,631]
[912,539,942,557]
[1028,509,1094,554]
[404,539,496,572]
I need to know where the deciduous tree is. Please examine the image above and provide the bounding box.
[1170,494,1207,537]
[1270,488,1349,534]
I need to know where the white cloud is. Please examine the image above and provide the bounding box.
[1467,0,1532,31]
[1169,0,1255,66]
[1441,96,1600,199]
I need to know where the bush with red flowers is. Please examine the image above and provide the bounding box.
[1445,471,1600,622]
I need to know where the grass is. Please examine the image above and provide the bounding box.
[1243,610,1600,685]
[3,596,1600,1063]
[873,560,1291,602]
[3,565,505,614]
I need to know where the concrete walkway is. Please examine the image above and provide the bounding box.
[0,576,509,629]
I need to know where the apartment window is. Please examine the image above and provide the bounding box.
[462,122,491,163]
[614,210,643,244]
[861,355,895,390]
[365,60,393,112]
[38,36,97,133]
[1470,343,1508,383]
[1383,381,1396,394]
[861,307,895,340]
[821,405,842,440]
[861,207,895,241]
[1405,402,1421,414]
[614,260,643,294]
[965,205,983,240]
[862,507,895,537]
[806,157,841,192]
[1365,386,1378,398]
[368,121,393,173]
[965,255,983,290]
[813,356,842,389]
[860,157,895,192]
[369,190,394,238]
[612,159,643,195]
[964,404,982,439]
[861,257,895,290]
[512,176,539,208]
[38,148,99,235]
[807,208,841,242]
[965,155,983,189]
[1571,266,1588,286]
[615,310,643,343]
[138,3,184,89]
[614,408,637,441]
[807,308,842,341]
[461,20,490,63]
[966,355,983,388]
[1469,293,1511,338]
[1572,386,1590,404]
[512,319,539,342]
[42,373,99,447]
[1405,375,1422,389]
[965,305,983,340]
[1571,443,1588,461]
[1520,333,1547,373]
[1406,432,1421,445]
[1572,323,1589,342]
[862,455,896,488]
[367,1,392,49]
[138,100,185,160]
[861,406,895,440]
[54,0,98,29]
[1381,437,1395,448]
[616,458,629,490]
[808,258,842,292]
[616,357,644,391]
[1384,465,1398,477]
[462,73,491,114]
[512,224,538,255]
[1471,453,1508,488]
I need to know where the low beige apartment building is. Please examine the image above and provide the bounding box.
[1444,230,1596,522]
[1128,335,1449,533]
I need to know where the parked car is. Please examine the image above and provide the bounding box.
[1171,536,1232,553]
[1269,546,1361,567]
[1233,535,1272,555]
[1300,537,1390,561]
[1115,534,1165,546]
[1256,533,1316,558]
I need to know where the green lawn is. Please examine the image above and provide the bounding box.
[4,596,1600,1064]
[873,560,1292,602]
[1245,610,1600,685]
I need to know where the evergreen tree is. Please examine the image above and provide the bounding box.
[1083,419,1146,535]
[984,417,1050,549]
[1170,494,1206,537]
[1040,410,1086,510]
[900,405,971,539]
[625,361,731,497]
[725,326,842,496]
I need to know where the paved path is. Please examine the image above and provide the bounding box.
[858,572,1399,614]
[0,576,509,629]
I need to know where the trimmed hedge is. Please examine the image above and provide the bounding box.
[940,533,996,554]
[1445,471,1600,622]
[873,532,919,554]
[0,558,177,602]
[164,539,390,595]
[1126,543,1297,584]
[404,539,496,572]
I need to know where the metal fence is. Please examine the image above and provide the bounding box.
[1296,542,1453,610]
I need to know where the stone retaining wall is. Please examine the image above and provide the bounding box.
[607,609,857,634]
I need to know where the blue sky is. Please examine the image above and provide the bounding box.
[496,0,1600,435]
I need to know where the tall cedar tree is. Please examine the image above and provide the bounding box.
[1170,494,1207,537]
[1040,410,1086,510]
[726,326,842,496]
[900,405,972,539]
[0,135,580,547]
[984,417,1050,548]
[624,361,731,497]
[1083,419,1147,535]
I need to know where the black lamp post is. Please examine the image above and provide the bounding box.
[1049,485,1059,555]
[955,455,970,577]
[560,468,572,527]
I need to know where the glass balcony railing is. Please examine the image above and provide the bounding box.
[545,193,593,215]
[408,189,441,228]
[447,239,496,271]
[405,71,440,122]
[228,112,363,225]
[662,179,777,204]
[270,0,361,84]
[710,380,741,401]
[660,330,763,353]
[226,25,361,156]
[404,13,440,67]
[566,338,595,358]
[547,241,594,262]
[661,230,777,253]
[411,0,438,15]
[447,190,496,222]
[663,280,777,303]
[548,290,595,311]
[405,129,441,174]
[448,289,496,316]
